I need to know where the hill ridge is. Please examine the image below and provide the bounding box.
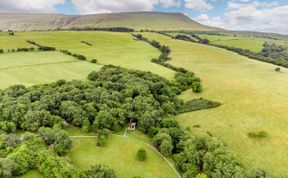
[0,11,214,31]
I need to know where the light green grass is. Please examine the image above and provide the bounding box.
[199,34,288,52]
[0,51,74,68]
[143,32,288,176]
[19,170,44,178]
[68,134,178,178]
[199,34,266,52]
[0,31,175,82]
[0,52,102,89]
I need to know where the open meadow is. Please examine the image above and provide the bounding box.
[0,51,102,88]
[0,31,175,87]
[143,32,288,176]
[68,134,178,178]
[198,34,288,52]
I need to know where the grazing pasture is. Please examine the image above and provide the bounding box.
[143,32,288,176]
[198,34,288,52]
[199,34,266,52]
[0,31,175,82]
[69,134,178,178]
[0,52,101,88]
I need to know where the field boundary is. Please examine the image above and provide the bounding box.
[0,60,82,71]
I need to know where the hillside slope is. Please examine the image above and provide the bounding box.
[0,12,214,31]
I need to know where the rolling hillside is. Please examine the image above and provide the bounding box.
[0,12,214,31]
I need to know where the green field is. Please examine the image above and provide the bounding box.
[199,34,266,52]
[0,31,175,84]
[68,134,178,178]
[143,32,288,176]
[198,34,288,52]
[0,51,102,88]
[18,129,179,178]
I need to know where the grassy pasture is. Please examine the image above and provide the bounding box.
[0,52,102,88]
[143,32,288,176]
[0,31,175,81]
[0,31,176,88]
[199,34,266,52]
[199,34,288,52]
[68,134,178,178]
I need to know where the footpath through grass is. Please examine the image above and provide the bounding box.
[143,32,288,176]
[67,129,179,178]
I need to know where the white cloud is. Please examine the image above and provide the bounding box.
[0,0,65,12]
[194,1,288,34]
[195,14,225,27]
[184,0,213,11]
[159,0,181,8]
[228,0,279,9]
[71,0,180,14]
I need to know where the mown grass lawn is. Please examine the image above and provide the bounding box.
[68,134,178,178]
[144,32,288,176]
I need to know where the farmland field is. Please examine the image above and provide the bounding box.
[69,134,178,178]
[0,51,102,88]
[143,32,288,176]
[199,34,266,52]
[0,31,175,83]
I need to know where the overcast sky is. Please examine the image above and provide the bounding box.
[0,0,287,34]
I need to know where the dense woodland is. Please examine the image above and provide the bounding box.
[0,64,220,177]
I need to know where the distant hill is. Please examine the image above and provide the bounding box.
[0,12,215,31]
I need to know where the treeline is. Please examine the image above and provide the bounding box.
[181,30,227,36]
[68,27,134,32]
[81,41,92,46]
[174,34,196,42]
[26,40,56,51]
[0,132,116,177]
[0,48,35,53]
[0,41,56,54]
[190,33,210,44]
[26,40,90,61]
[133,33,202,92]
[133,33,171,61]
[177,98,221,114]
[60,49,87,60]
[211,42,288,68]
